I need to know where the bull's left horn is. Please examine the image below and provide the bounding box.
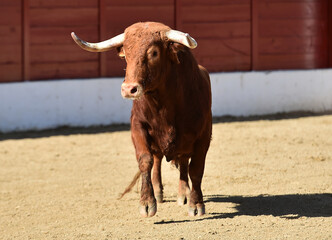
[165,30,197,49]
[71,32,124,52]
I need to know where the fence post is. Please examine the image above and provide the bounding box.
[328,0,332,67]
[22,0,30,81]
[99,0,107,77]
[251,0,259,70]
[175,0,181,30]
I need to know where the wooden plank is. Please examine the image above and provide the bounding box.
[255,0,329,70]
[99,0,107,77]
[0,1,22,82]
[181,4,251,23]
[30,8,98,27]
[106,6,174,30]
[0,64,22,82]
[0,7,21,25]
[195,55,251,72]
[194,38,251,57]
[0,44,22,64]
[0,0,21,7]
[259,19,328,37]
[259,1,328,20]
[252,0,259,70]
[256,53,328,70]
[105,0,171,7]
[182,0,250,6]
[30,61,99,80]
[178,0,251,72]
[23,0,30,81]
[0,26,22,44]
[175,0,182,29]
[30,0,98,8]
[30,44,99,63]
[30,26,98,44]
[258,36,327,55]
[174,0,183,31]
[256,0,325,2]
[329,0,332,67]
[182,22,251,39]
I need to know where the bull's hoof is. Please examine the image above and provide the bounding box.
[197,204,205,216]
[177,195,187,206]
[188,204,205,216]
[139,201,157,217]
[155,193,164,203]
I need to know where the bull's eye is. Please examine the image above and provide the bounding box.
[148,46,160,63]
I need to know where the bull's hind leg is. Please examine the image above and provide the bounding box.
[177,157,191,206]
[188,156,206,216]
[152,153,163,203]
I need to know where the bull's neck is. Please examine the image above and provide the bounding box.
[142,71,178,122]
[139,55,197,120]
[144,82,176,111]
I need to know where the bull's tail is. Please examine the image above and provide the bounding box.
[118,170,141,200]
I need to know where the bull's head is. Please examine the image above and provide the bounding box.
[71,22,197,99]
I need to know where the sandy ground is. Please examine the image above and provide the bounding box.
[1,114,332,239]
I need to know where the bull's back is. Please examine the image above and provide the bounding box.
[198,65,210,84]
[198,64,211,108]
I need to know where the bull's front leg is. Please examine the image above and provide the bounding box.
[131,120,156,217]
[138,153,156,217]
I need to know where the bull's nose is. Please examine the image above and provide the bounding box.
[121,83,141,99]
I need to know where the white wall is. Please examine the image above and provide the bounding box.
[0,79,132,133]
[1,69,332,133]
[211,70,332,116]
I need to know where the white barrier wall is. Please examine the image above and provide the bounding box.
[0,79,132,133]
[210,70,332,116]
[1,69,332,133]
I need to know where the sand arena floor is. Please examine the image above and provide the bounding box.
[1,114,331,239]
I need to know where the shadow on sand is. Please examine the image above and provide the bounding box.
[0,123,130,141]
[1,111,331,141]
[212,111,332,124]
[154,193,332,224]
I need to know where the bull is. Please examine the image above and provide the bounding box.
[71,22,212,217]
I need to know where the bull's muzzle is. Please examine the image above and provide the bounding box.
[121,82,143,99]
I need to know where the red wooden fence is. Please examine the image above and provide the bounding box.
[253,0,328,70]
[179,0,252,72]
[0,0,331,83]
[0,0,22,82]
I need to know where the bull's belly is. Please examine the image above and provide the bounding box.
[150,134,195,161]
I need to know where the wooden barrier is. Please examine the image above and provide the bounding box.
[0,0,330,82]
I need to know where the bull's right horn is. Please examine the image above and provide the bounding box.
[71,32,125,52]
[165,30,197,49]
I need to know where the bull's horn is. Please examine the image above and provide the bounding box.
[165,30,197,49]
[71,32,124,52]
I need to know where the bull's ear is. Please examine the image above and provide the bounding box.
[168,42,184,64]
[117,46,125,59]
